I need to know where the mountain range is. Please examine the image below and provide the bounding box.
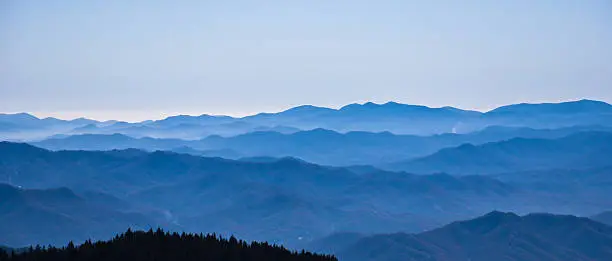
[2,142,612,249]
[2,99,612,141]
[30,125,612,167]
[0,142,512,247]
[3,99,612,260]
[320,211,612,261]
[385,131,612,175]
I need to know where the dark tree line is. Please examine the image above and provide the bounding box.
[0,229,337,261]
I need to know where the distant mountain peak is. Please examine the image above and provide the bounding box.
[0,112,39,121]
[337,211,612,261]
[482,210,520,220]
[488,99,612,114]
[277,105,336,116]
[1,112,36,117]
[303,128,340,134]
[340,101,427,111]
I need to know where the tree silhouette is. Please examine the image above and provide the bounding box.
[0,229,336,261]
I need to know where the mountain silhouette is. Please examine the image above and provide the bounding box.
[4,100,612,140]
[0,183,158,247]
[31,125,612,166]
[386,131,612,175]
[334,211,612,261]
[2,229,336,261]
[487,99,612,115]
[592,211,612,226]
[0,142,525,247]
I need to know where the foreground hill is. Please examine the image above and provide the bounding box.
[386,131,612,175]
[334,211,612,261]
[0,229,336,261]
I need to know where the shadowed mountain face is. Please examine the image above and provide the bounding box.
[592,211,612,226]
[0,184,160,247]
[2,100,612,141]
[241,102,482,135]
[31,133,192,151]
[0,142,518,247]
[480,99,612,131]
[330,211,612,261]
[2,142,612,249]
[385,131,612,175]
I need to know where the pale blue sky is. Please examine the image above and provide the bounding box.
[1,0,611,121]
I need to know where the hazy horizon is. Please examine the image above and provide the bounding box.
[2,0,611,121]
[0,98,608,122]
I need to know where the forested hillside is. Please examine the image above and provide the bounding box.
[0,229,336,261]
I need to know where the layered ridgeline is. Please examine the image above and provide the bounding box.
[592,211,612,226]
[0,183,165,247]
[313,211,612,261]
[0,142,511,247]
[0,229,336,261]
[30,125,612,167]
[2,99,611,259]
[2,99,611,141]
[2,142,612,248]
[384,131,612,174]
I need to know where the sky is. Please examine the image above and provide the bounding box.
[1,0,611,121]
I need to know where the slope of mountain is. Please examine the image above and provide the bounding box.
[480,99,612,130]
[488,99,612,115]
[251,125,302,134]
[305,232,364,255]
[67,118,291,140]
[0,114,97,130]
[32,133,190,151]
[335,211,612,261]
[0,114,100,141]
[465,124,612,141]
[149,114,235,127]
[169,146,244,159]
[0,113,48,129]
[591,211,612,226]
[242,102,481,134]
[494,167,612,192]
[385,131,612,175]
[199,129,437,165]
[0,183,160,247]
